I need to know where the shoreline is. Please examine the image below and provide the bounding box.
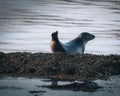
[0,52,120,80]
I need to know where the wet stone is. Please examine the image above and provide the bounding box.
[29,90,46,94]
[42,81,102,92]
[0,52,120,80]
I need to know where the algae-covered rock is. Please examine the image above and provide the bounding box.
[0,52,120,80]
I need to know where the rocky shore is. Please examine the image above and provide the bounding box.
[0,52,120,80]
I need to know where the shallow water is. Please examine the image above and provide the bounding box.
[0,75,120,96]
[0,0,120,54]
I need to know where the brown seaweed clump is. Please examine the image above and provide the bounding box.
[0,52,120,80]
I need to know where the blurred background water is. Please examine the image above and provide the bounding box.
[0,0,120,54]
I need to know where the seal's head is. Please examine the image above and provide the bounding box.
[80,32,95,41]
[51,31,58,41]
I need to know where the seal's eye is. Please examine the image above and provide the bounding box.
[83,33,87,36]
[81,33,89,38]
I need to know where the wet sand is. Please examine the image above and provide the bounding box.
[0,52,120,80]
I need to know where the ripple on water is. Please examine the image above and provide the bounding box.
[0,0,120,55]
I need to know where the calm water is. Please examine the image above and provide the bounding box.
[0,0,120,54]
[0,75,120,96]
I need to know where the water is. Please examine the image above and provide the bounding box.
[0,75,120,96]
[0,0,120,55]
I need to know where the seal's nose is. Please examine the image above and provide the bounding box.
[90,35,95,40]
[93,35,95,39]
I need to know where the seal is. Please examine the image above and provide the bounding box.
[50,31,95,53]
[50,31,66,52]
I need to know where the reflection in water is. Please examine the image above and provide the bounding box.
[0,76,120,96]
[43,80,101,92]
[0,0,120,54]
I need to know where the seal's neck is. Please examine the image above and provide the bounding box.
[80,38,88,53]
[83,41,87,52]
[52,37,59,42]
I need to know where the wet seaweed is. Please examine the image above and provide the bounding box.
[0,52,120,80]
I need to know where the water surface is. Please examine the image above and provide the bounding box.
[0,75,120,96]
[0,0,120,54]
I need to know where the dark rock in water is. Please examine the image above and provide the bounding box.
[29,90,46,94]
[42,81,101,92]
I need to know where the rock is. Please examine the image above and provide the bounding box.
[28,68,37,73]
[0,52,120,80]
[42,81,101,92]
[0,52,6,59]
[29,90,46,94]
